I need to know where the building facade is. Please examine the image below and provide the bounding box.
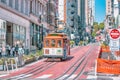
[58,0,67,30]
[46,0,57,31]
[85,0,95,42]
[66,0,78,40]
[0,0,56,51]
[105,0,114,30]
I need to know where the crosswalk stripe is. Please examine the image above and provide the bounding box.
[87,75,97,79]
[10,74,32,79]
[36,74,52,79]
[87,75,120,80]
[57,74,77,80]
[58,75,68,80]
[0,74,8,77]
[68,74,77,79]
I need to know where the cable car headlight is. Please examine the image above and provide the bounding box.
[45,49,49,54]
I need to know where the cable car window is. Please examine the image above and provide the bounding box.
[46,40,49,47]
[51,39,55,47]
[58,40,62,47]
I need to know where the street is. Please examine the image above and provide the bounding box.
[0,44,99,80]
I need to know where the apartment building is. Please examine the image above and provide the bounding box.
[0,0,56,51]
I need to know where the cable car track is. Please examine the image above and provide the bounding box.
[2,46,83,80]
[4,62,56,80]
[73,47,97,80]
[54,46,96,80]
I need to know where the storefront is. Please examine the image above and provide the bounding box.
[30,23,43,50]
[12,24,26,46]
[0,19,6,47]
[0,18,26,48]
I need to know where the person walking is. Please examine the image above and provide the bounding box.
[10,46,15,57]
[0,47,2,57]
[2,44,6,70]
[18,45,24,67]
[15,44,19,56]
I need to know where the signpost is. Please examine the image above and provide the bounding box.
[110,29,119,39]
[109,29,120,60]
[109,29,120,51]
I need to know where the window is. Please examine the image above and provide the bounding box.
[25,0,28,15]
[21,0,24,13]
[9,0,13,7]
[57,40,62,47]
[46,40,49,47]
[15,0,19,10]
[30,1,32,13]
[51,39,55,47]
[1,0,6,4]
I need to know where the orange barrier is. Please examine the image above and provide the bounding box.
[97,58,120,74]
[101,46,110,52]
[115,51,120,56]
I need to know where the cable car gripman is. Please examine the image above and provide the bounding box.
[43,33,70,61]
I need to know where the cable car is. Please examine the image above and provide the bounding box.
[43,33,70,61]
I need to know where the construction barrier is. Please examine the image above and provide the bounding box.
[115,51,120,57]
[97,58,120,74]
[96,46,120,75]
[101,46,110,53]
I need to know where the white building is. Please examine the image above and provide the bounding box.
[105,0,114,29]
[58,0,66,29]
[0,0,56,51]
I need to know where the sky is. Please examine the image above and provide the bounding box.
[95,0,106,23]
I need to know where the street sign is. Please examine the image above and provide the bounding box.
[110,29,120,39]
[109,29,120,51]
[110,39,119,51]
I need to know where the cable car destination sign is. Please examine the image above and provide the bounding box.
[109,29,120,51]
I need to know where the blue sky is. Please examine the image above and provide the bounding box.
[95,0,105,23]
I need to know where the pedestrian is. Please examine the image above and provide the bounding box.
[2,44,6,70]
[7,44,11,57]
[0,48,1,57]
[18,45,24,67]
[15,44,19,56]
[10,46,15,57]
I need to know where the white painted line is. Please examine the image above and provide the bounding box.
[36,74,52,79]
[13,74,32,79]
[58,75,68,80]
[112,77,120,80]
[87,75,120,80]
[10,74,32,79]
[10,74,25,78]
[87,75,97,79]
[0,74,8,77]
[68,74,77,79]
[58,74,77,80]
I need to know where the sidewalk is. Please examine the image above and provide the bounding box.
[0,58,46,77]
[0,47,77,77]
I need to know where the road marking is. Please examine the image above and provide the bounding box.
[10,74,32,79]
[87,75,120,80]
[58,75,68,80]
[87,75,97,79]
[58,74,77,80]
[68,74,77,79]
[36,74,52,79]
[0,74,8,77]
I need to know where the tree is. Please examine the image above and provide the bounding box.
[91,31,96,37]
[93,22,99,32]
[99,22,104,30]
